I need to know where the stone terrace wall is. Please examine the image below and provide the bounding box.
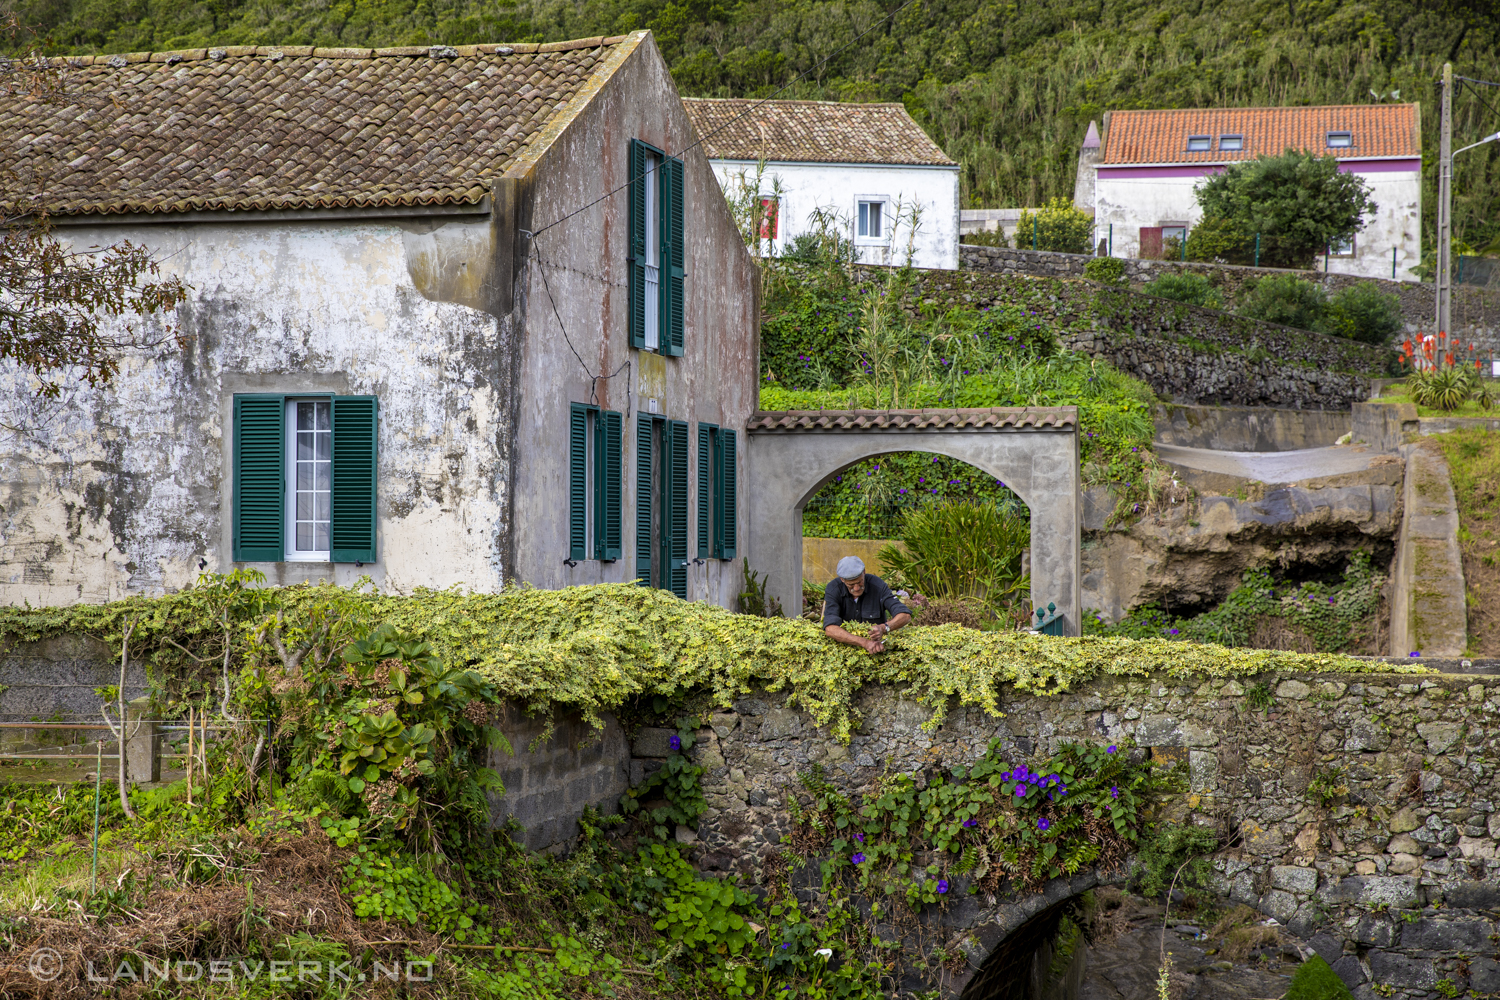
[684,673,1500,1000]
[961,245,1500,352]
[876,266,1397,408]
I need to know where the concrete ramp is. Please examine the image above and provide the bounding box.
[1389,441,1468,658]
[1157,443,1379,484]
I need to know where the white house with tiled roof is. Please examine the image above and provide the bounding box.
[682,99,960,269]
[1078,104,1422,280]
[0,32,760,609]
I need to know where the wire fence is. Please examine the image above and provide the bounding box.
[802,497,1028,540]
[1457,255,1498,288]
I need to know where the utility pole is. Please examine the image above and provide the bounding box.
[1437,62,1453,335]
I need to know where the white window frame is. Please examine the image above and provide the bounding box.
[1186,135,1211,152]
[1219,134,1243,151]
[642,151,661,352]
[1327,131,1352,148]
[1329,234,1355,257]
[285,397,332,562]
[854,196,890,244]
[1161,224,1188,244]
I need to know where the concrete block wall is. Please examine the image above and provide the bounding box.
[0,635,147,725]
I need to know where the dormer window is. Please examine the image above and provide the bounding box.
[1186,135,1211,152]
[1219,135,1243,151]
[1327,131,1352,148]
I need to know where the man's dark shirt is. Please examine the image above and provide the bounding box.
[823,574,911,628]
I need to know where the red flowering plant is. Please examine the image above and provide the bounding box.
[1399,331,1494,411]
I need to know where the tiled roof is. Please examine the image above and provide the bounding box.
[747,408,1076,432]
[680,99,955,167]
[1102,104,1420,164]
[0,37,629,216]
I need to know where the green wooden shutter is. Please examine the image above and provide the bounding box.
[667,419,689,598]
[628,140,648,350]
[635,415,653,585]
[663,156,685,357]
[570,403,588,561]
[718,428,737,560]
[601,410,622,561]
[696,424,712,559]
[330,395,378,564]
[232,394,285,562]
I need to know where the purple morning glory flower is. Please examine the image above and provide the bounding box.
[1106,745,1117,754]
[854,832,864,843]
[1000,771,1011,780]
[851,852,866,864]
[669,734,681,751]
[1110,785,1119,799]
[1014,783,1028,797]
[962,819,978,828]
[936,879,949,894]
[1168,628,1180,635]
[781,942,791,949]
[1037,817,1051,831]
[1409,651,1420,657]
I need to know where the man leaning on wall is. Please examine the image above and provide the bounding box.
[822,556,912,655]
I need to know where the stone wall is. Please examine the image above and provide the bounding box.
[0,635,147,725]
[960,245,1500,351]
[682,674,1500,1000]
[1152,403,1352,451]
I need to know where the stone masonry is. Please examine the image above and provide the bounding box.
[680,672,1500,1000]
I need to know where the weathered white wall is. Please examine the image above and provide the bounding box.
[708,160,960,270]
[507,34,761,610]
[0,216,515,605]
[1093,167,1422,281]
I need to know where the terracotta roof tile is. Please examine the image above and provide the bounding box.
[747,408,1076,432]
[680,98,955,167]
[1103,104,1420,164]
[1,37,626,216]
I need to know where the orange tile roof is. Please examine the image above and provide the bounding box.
[0,37,629,216]
[681,98,955,167]
[747,408,1075,432]
[1102,104,1420,164]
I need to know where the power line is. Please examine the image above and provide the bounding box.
[530,0,923,239]
[1459,79,1500,128]
[529,230,632,409]
[1456,75,1500,88]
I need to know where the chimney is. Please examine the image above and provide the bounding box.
[1073,119,1103,217]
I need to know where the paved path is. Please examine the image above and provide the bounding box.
[1155,443,1377,484]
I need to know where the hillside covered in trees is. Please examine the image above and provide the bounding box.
[6,0,1498,248]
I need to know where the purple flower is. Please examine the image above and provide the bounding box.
[851,852,866,864]
[1168,628,1180,635]
[1409,651,1420,657]
[781,942,791,949]
[669,734,682,751]
[1014,783,1028,797]
[1106,745,1117,754]
[1110,785,1119,799]
[1037,817,1051,831]
[854,832,865,844]
[962,819,978,828]
[936,879,949,894]
[899,488,908,494]
[1000,770,1011,780]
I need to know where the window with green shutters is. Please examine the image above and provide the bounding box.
[636,412,688,598]
[627,138,685,356]
[570,403,622,562]
[231,393,377,564]
[694,422,738,562]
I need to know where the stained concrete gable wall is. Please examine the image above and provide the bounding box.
[0,212,518,605]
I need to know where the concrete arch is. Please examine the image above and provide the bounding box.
[745,408,1081,634]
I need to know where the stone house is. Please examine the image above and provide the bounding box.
[0,31,759,608]
[1077,104,1422,280]
[681,98,961,269]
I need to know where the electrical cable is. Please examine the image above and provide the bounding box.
[528,229,632,408]
[1459,79,1500,129]
[1457,75,1500,89]
[529,0,923,239]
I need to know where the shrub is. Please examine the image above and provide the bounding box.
[1083,256,1126,284]
[1183,215,1253,264]
[1017,197,1094,254]
[1284,955,1356,1000]
[1237,273,1326,331]
[961,226,1009,248]
[877,499,1028,613]
[1142,272,1223,309]
[1323,282,1403,344]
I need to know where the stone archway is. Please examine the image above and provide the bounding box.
[745,407,1081,634]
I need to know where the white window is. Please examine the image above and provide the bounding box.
[1186,135,1211,152]
[857,200,885,240]
[285,398,331,561]
[1329,235,1355,257]
[642,151,660,352]
[1327,131,1352,148]
[1162,225,1187,244]
[1219,135,1243,151]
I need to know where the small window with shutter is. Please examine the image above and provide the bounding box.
[232,393,377,564]
[628,138,685,357]
[636,412,689,596]
[570,402,622,562]
[695,422,738,561]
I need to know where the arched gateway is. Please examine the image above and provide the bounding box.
[745,407,1081,634]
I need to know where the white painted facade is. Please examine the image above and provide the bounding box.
[707,159,961,270]
[1091,164,1422,280]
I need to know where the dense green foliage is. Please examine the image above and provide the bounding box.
[1235,274,1404,344]
[1237,273,1332,331]
[1321,281,1405,345]
[1194,151,1377,269]
[876,499,1029,611]
[11,0,1499,250]
[1285,955,1358,1000]
[1142,272,1223,310]
[1015,197,1095,254]
[1085,554,1385,653]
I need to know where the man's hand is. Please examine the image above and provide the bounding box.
[825,624,887,654]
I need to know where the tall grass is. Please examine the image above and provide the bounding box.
[877,500,1029,611]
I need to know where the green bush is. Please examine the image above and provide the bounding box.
[877,499,1029,612]
[1183,215,1254,264]
[961,226,1009,248]
[1237,273,1327,331]
[1142,272,1223,310]
[1284,955,1356,1000]
[1083,257,1126,284]
[1323,282,1403,344]
[1017,198,1094,254]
